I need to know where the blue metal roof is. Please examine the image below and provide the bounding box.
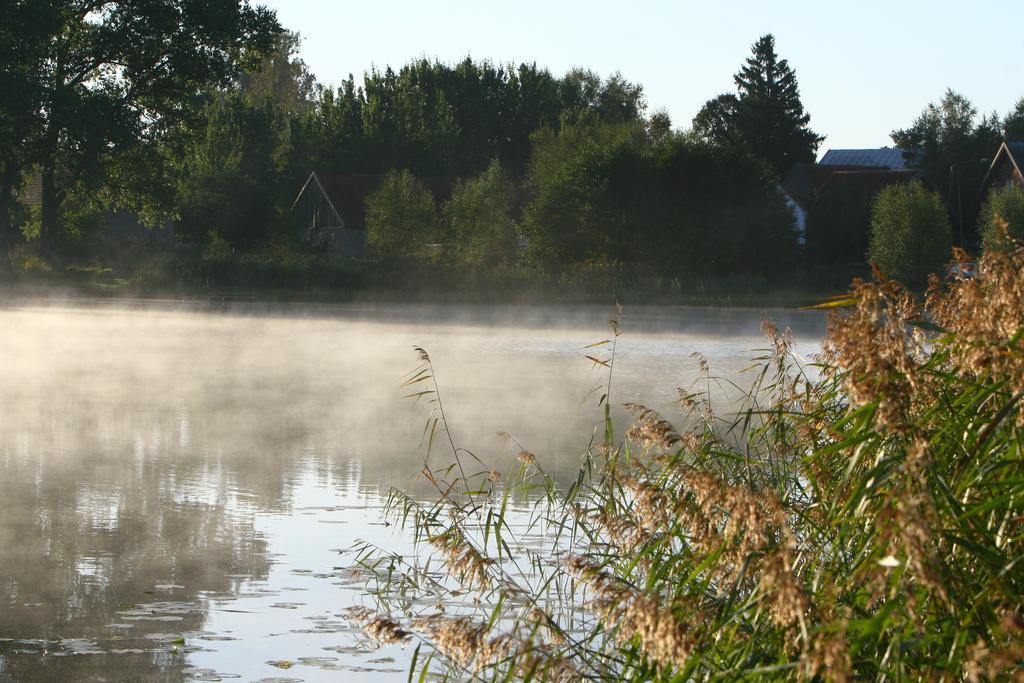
[819,148,917,169]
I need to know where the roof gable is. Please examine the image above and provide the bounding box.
[979,141,1024,195]
[292,171,456,230]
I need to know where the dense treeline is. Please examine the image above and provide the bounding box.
[172,45,652,251]
[0,7,805,291]
[1,5,1022,298]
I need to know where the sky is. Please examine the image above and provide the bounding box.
[262,0,1023,153]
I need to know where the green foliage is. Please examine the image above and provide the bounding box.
[693,35,822,177]
[350,250,1024,680]
[524,121,797,276]
[173,31,319,249]
[0,2,46,264]
[365,170,440,257]
[176,93,284,249]
[1005,97,1024,140]
[891,89,1003,246]
[645,109,673,144]
[203,231,233,260]
[13,0,281,257]
[868,182,952,284]
[310,59,644,179]
[442,161,518,267]
[980,186,1024,251]
[523,122,648,267]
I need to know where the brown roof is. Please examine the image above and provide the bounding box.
[781,163,878,209]
[782,164,922,209]
[818,169,923,196]
[295,172,456,230]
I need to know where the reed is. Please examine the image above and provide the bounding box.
[347,239,1024,681]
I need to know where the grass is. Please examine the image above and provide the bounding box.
[1,248,860,309]
[343,241,1024,681]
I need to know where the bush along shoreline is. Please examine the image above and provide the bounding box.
[344,235,1024,681]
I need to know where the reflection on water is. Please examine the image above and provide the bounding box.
[0,303,822,681]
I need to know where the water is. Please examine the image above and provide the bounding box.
[0,302,823,682]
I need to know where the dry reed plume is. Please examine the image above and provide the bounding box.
[346,238,1024,681]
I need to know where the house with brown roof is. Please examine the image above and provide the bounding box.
[979,141,1024,197]
[781,148,922,239]
[290,171,455,255]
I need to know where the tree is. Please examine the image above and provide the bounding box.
[360,65,462,176]
[176,94,280,249]
[523,121,650,267]
[523,120,797,275]
[0,2,47,268]
[868,182,952,284]
[365,170,439,257]
[558,69,646,126]
[693,35,822,177]
[1004,97,1024,141]
[691,94,740,146]
[979,186,1024,252]
[22,0,280,261]
[173,31,318,249]
[442,161,518,267]
[646,109,674,145]
[891,90,1003,247]
[237,31,318,118]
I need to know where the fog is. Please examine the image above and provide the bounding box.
[0,302,823,681]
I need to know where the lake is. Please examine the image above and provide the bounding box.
[0,302,824,682]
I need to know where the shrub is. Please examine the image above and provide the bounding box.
[442,160,518,267]
[867,182,952,284]
[347,244,1024,681]
[980,185,1024,251]
[365,170,439,257]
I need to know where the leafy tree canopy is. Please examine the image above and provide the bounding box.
[365,170,439,257]
[312,59,645,179]
[524,120,795,275]
[17,0,281,259]
[891,89,1005,248]
[980,186,1024,252]
[442,160,518,267]
[868,182,952,285]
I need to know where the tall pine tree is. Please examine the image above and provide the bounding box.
[693,35,822,177]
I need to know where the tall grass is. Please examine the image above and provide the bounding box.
[346,234,1024,681]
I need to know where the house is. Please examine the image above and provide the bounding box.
[979,141,1024,197]
[290,171,455,255]
[780,148,922,244]
[781,163,877,238]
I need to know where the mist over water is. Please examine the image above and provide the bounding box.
[0,302,823,681]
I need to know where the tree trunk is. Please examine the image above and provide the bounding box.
[39,158,62,266]
[0,164,20,274]
[0,194,10,275]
